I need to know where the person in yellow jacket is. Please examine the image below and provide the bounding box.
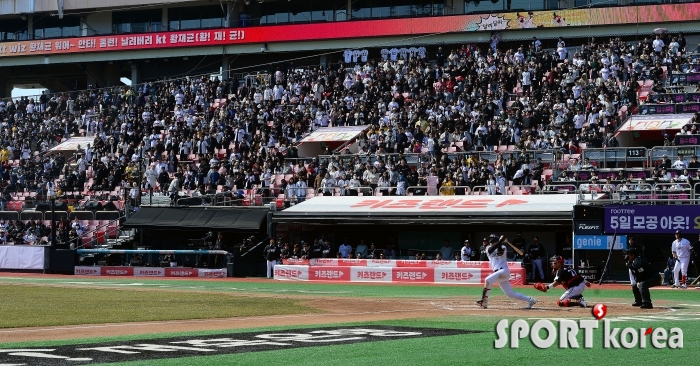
[441,176,455,195]
[0,147,9,163]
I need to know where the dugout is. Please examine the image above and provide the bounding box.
[272,195,589,282]
[122,206,269,250]
[574,204,700,284]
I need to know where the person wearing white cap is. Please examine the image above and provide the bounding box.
[671,230,693,289]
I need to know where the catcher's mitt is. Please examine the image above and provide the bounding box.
[534,282,548,292]
[585,281,591,288]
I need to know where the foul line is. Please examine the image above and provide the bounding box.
[0,308,440,335]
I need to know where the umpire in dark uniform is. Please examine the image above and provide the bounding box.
[625,247,660,309]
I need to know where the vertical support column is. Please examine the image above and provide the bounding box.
[27,15,34,39]
[450,0,465,15]
[80,16,88,36]
[347,0,352,20]
[227,1,242,27]
[222,56,230,80]
[319,55,327,71]
[162,8,169,31]
[131,64,140,86]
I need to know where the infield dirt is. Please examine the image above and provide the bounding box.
[0,274,667,344]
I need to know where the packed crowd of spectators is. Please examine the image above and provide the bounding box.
[1,31,699,210]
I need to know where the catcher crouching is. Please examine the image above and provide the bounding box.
[533,256,590,308]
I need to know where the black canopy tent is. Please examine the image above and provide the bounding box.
[124,207,267,232]
[122,207,269,250]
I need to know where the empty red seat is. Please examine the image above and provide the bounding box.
[107,225,118,239]
[81,236,92,249]
[96,231,106,244]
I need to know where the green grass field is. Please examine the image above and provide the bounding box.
[0,276,697,365]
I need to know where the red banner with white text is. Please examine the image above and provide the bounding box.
[2,4,700,58]
[74,266,226,278]
[274,264,526,285]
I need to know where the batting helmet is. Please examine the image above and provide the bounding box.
[549,255,564,264]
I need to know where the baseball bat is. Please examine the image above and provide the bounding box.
[502,238,524,257]
[597,229,617,286]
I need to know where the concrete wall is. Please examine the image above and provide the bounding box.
[0,0,34,14]
[83,11,112,36]
[32,0,198,12]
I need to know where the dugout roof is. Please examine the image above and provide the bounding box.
[123,206,267,232]
[272,195,582,225]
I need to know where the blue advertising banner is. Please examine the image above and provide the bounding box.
[574,235,627,250]
[604,206,700,234]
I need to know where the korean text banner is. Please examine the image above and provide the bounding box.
[604,206,700,234]
[2,3,700,58]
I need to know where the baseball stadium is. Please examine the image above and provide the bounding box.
[1,0,700,364]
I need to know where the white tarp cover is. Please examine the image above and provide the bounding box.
[296,126,368,157]
[0,245,45,270]
[49,136,95,152]
[282,195,579,214]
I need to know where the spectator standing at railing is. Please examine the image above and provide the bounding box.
[129,182,140,207]
[441,176,455,195]
[168,173,180,204]
[486,173,497,195]
[296,177,308,202]
[157,167,170,195]
[320,173,335,196]
[363,166,379,191]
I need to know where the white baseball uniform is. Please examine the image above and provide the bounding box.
[672,237,693,286]
[460,245,472,261]
[482,242,531,304]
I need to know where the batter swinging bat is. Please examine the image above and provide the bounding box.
[500,236,524,257]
